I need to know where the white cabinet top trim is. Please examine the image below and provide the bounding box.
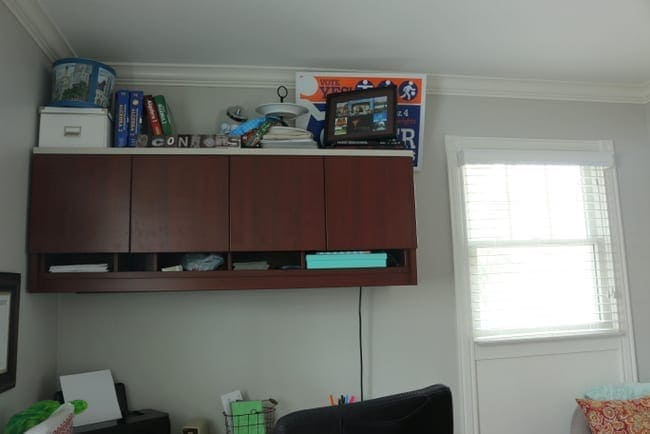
[33,147,414,157]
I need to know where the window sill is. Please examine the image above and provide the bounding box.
[474,329,625,346]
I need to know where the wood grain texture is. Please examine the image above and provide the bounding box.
[28,155,418,292]
[230,156,326,251]
[28,155,131,253]
[324,156,417,250]
[29,258,416,292]
[131,156,229,252]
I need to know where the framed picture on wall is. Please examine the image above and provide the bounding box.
[0,272,20,393]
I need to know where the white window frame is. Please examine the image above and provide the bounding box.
[445,136,637,434]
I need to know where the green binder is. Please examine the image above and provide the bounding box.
[231,400,265,434]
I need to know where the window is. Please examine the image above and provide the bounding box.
[447,137,627,341]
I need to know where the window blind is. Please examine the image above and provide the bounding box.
[462,163,620,340]
[459,149,614,167]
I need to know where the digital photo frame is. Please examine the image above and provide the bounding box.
[324,86,397,145]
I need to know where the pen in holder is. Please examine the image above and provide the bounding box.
[329,394,356,406]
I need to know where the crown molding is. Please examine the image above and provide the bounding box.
[428,74,648,104]
[3,0,75,61]
[108,62,650,104]
[110,63,304,89]
[5,0,649,104]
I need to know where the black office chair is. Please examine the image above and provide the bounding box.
[273,384,452,434]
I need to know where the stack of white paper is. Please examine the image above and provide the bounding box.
[262,126,317,148]
[261,139,318,148]
[263,126,312,140]
[49,263,109,273]
[232,261,270,270]
[60,369,123,427]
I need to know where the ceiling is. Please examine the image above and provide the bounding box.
[6,0,650,92]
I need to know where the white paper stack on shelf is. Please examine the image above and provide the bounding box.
[261,126,317,149]
[232,261,270,270]
[60,369,123,427]
[49,263,109,273]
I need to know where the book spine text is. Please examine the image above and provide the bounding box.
[127,91,144,147]
[113,90,130,147]
[154,95,174,135]
[144,95,163,136]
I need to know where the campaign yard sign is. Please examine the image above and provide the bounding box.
[295,72,426,169]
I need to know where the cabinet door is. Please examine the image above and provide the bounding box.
[230,156,326,251]
[28,155,131,253]
[131,156,229,252]
[325,156,417,250]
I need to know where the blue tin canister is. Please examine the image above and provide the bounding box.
[50,58,116,108]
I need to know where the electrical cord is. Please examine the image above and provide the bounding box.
[358,286,364,401]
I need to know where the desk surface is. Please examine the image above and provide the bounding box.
[74,409,170,434]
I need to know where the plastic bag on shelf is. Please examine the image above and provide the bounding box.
[182,253,224,271]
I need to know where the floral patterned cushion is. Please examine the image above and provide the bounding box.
[576,396,650,434]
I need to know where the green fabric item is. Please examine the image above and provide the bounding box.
[3,399,87,434]
[71,399,88,415]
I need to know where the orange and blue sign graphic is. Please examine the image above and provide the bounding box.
[296,72,426,168]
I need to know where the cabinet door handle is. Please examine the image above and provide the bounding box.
[64,126,82,136]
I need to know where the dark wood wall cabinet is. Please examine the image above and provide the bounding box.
[28,150,417,292]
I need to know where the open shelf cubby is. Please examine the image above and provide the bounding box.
[29,248,416,293]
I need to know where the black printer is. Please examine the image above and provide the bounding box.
[55,383,170,434]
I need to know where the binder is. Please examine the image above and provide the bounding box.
[230,400,265,434]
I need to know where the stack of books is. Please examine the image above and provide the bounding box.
[113,90,175,147]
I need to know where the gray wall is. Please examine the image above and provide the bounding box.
[0,4,58,426]
[55,84,650,433]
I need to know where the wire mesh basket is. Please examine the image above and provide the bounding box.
[223,399,277,434]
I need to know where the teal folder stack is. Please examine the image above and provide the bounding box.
[306,252,387,269]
